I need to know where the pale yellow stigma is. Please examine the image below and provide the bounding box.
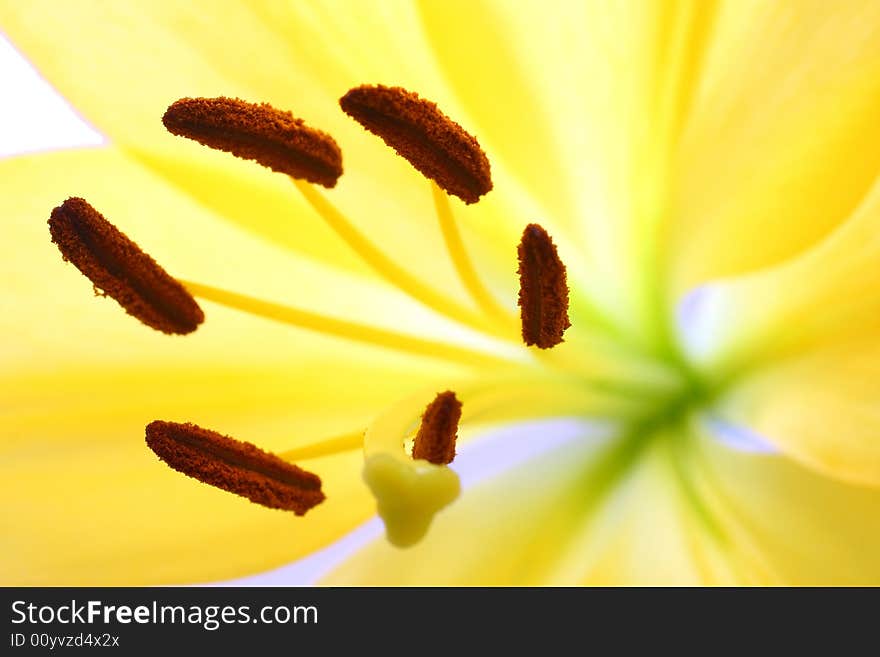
[363,454,460,548]
[362,390,464,547]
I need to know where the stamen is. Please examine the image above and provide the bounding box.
[412,391,462,465]
[279,431,364,461]
[293,180,509,338]
[179,279,520,369]
[162,97,343,188]
[145,420,324,515]
[517,223,571,349]
[339,85,492,204]
[430,182,512,324]
[48,197,204,335]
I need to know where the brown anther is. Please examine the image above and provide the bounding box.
[145,420,325,515]
[339,85,492,204]
[517,223,571,349]
[49,197,204,335]
[412,391,462,465]
[162,97,343,187]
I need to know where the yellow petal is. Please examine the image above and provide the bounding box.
[0,0,462,148]
[556,438,732,586]
[692,431,880,584]
[668,0,880,292]
[714,336,880,487]
[678,175,880,377]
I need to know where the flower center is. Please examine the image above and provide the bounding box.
[49,82,715,552]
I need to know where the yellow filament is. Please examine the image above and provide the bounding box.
[294,179,507,339]
[279,431,364,461]
[430,182,515,326]
[180,279,515,369]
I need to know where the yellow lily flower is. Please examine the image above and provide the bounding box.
[3,0,880,586]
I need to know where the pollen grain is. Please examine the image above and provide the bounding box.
[340,85,492,204]
[163,97,343,187]
[145,420,325,515]
[48,197,204,335]
[412,391,462,465]
[517,223,570,349]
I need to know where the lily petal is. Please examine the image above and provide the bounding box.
[677,173,880,485]
[714,337,880,487]
[668,0,880,293]
[691,432,880,584]
[677,173,880,375]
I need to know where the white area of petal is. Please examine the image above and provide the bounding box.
[0,32,104,157]
[702,416,778,454]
